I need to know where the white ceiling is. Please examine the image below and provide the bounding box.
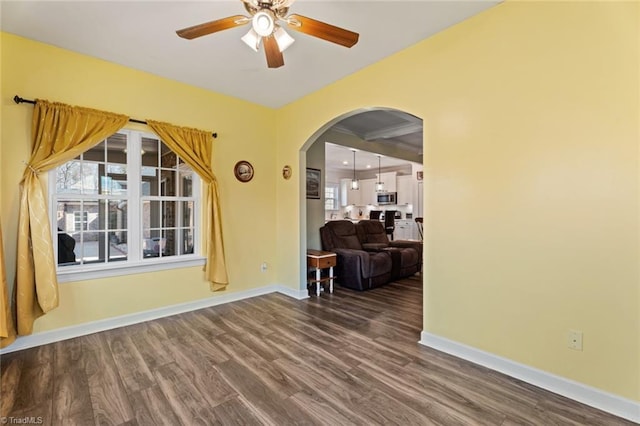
[334,109,423,154]
[326,142,418,174]
[0,0,499,108]
[324,109,423,171]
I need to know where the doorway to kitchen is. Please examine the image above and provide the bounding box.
[303,108,424,251]
[300,107,425,325]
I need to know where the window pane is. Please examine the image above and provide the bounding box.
[56,201,77,232]
[57,230,77,266]
[179,170,193,197]
[160,144,176,168]
[108,200,127,230]
[105,164,127,195]
[81,163,99,194]
[142,138,160,167]
[143,200,161,231]
[85,141,105,162]
[87,200,104,231]
[141,167,157,177]
[160,170,176,196]
[78,231,103,264]
[180,229,194,255]
[163,229,176,257]
[143,229,163,258]
[181,201,194,227]
[143,173,159,196]
[106,133,127,164]
[56,161,82,193]
[163,201,177,228]
[108,231,127,262]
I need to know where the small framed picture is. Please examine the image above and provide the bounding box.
[306,168,321,199]
[282,165,292,180]
[234,161,254,183]
[416,171,423,181]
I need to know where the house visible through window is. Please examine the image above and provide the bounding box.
[51,130,201,275]
[73,211,88,231]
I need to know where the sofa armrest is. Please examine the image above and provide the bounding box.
[362,243,389,251]
[390,240,422,251]
[389,240,423,264]
[332,248,371,278]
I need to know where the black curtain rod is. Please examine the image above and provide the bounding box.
[13,95,217,138]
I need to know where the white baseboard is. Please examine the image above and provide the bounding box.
[274,285,310,300]
[0,284,308,355]
[419,331,640,423]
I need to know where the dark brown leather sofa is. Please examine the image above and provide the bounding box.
[320,220,393,291]
[356,220,422,280]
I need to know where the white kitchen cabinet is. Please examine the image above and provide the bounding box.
[360,178,376,205]
[396,175,413,205]
[376,171,397,193]
[341,178,377,206]
[394,219,419,241]
[340,178,361,206]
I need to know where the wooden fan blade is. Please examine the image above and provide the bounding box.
[176,15,248,40]
[286,14,359,48]
[264,36,284,68]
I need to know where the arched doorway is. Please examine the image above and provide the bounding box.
[299,107,424,297]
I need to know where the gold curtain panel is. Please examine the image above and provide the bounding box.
[0,222,17,348]
[16,100,129,335]
[146,120,229,290]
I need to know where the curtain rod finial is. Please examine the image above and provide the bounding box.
[13,95,34,105]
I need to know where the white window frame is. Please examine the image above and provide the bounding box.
[49,129,205,283]
[325,183,340,211]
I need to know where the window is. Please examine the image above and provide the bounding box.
[51,130,203,280]
[73,211,88,231]
[325,183,339,210]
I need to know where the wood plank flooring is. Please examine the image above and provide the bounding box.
[1,276,635,425]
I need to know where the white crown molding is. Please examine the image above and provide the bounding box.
[419,331,640,424]
[0,284,308,355]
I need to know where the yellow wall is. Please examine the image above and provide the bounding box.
[0,33,278,332]
[276,2,639,400]
[1,0,638,404]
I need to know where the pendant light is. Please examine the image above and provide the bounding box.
[351,150,359,190]
[375,155,384,192]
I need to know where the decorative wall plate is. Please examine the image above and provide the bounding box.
[282,165,292,180]
[234,161,254,182]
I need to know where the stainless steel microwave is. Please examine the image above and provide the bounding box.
[377,192,397,205]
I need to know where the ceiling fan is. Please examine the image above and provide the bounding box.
[176,0,359,69]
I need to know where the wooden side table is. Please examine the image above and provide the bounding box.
[306,249,337,296]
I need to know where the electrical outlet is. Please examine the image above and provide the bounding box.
[568,330,583,351]
[260,262,268,272]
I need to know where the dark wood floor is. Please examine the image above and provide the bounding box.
[1,276,634,425]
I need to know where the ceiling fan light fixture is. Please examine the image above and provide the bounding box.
[252,11,275,37]
[273,26,295,52]
[241,28,261,51]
